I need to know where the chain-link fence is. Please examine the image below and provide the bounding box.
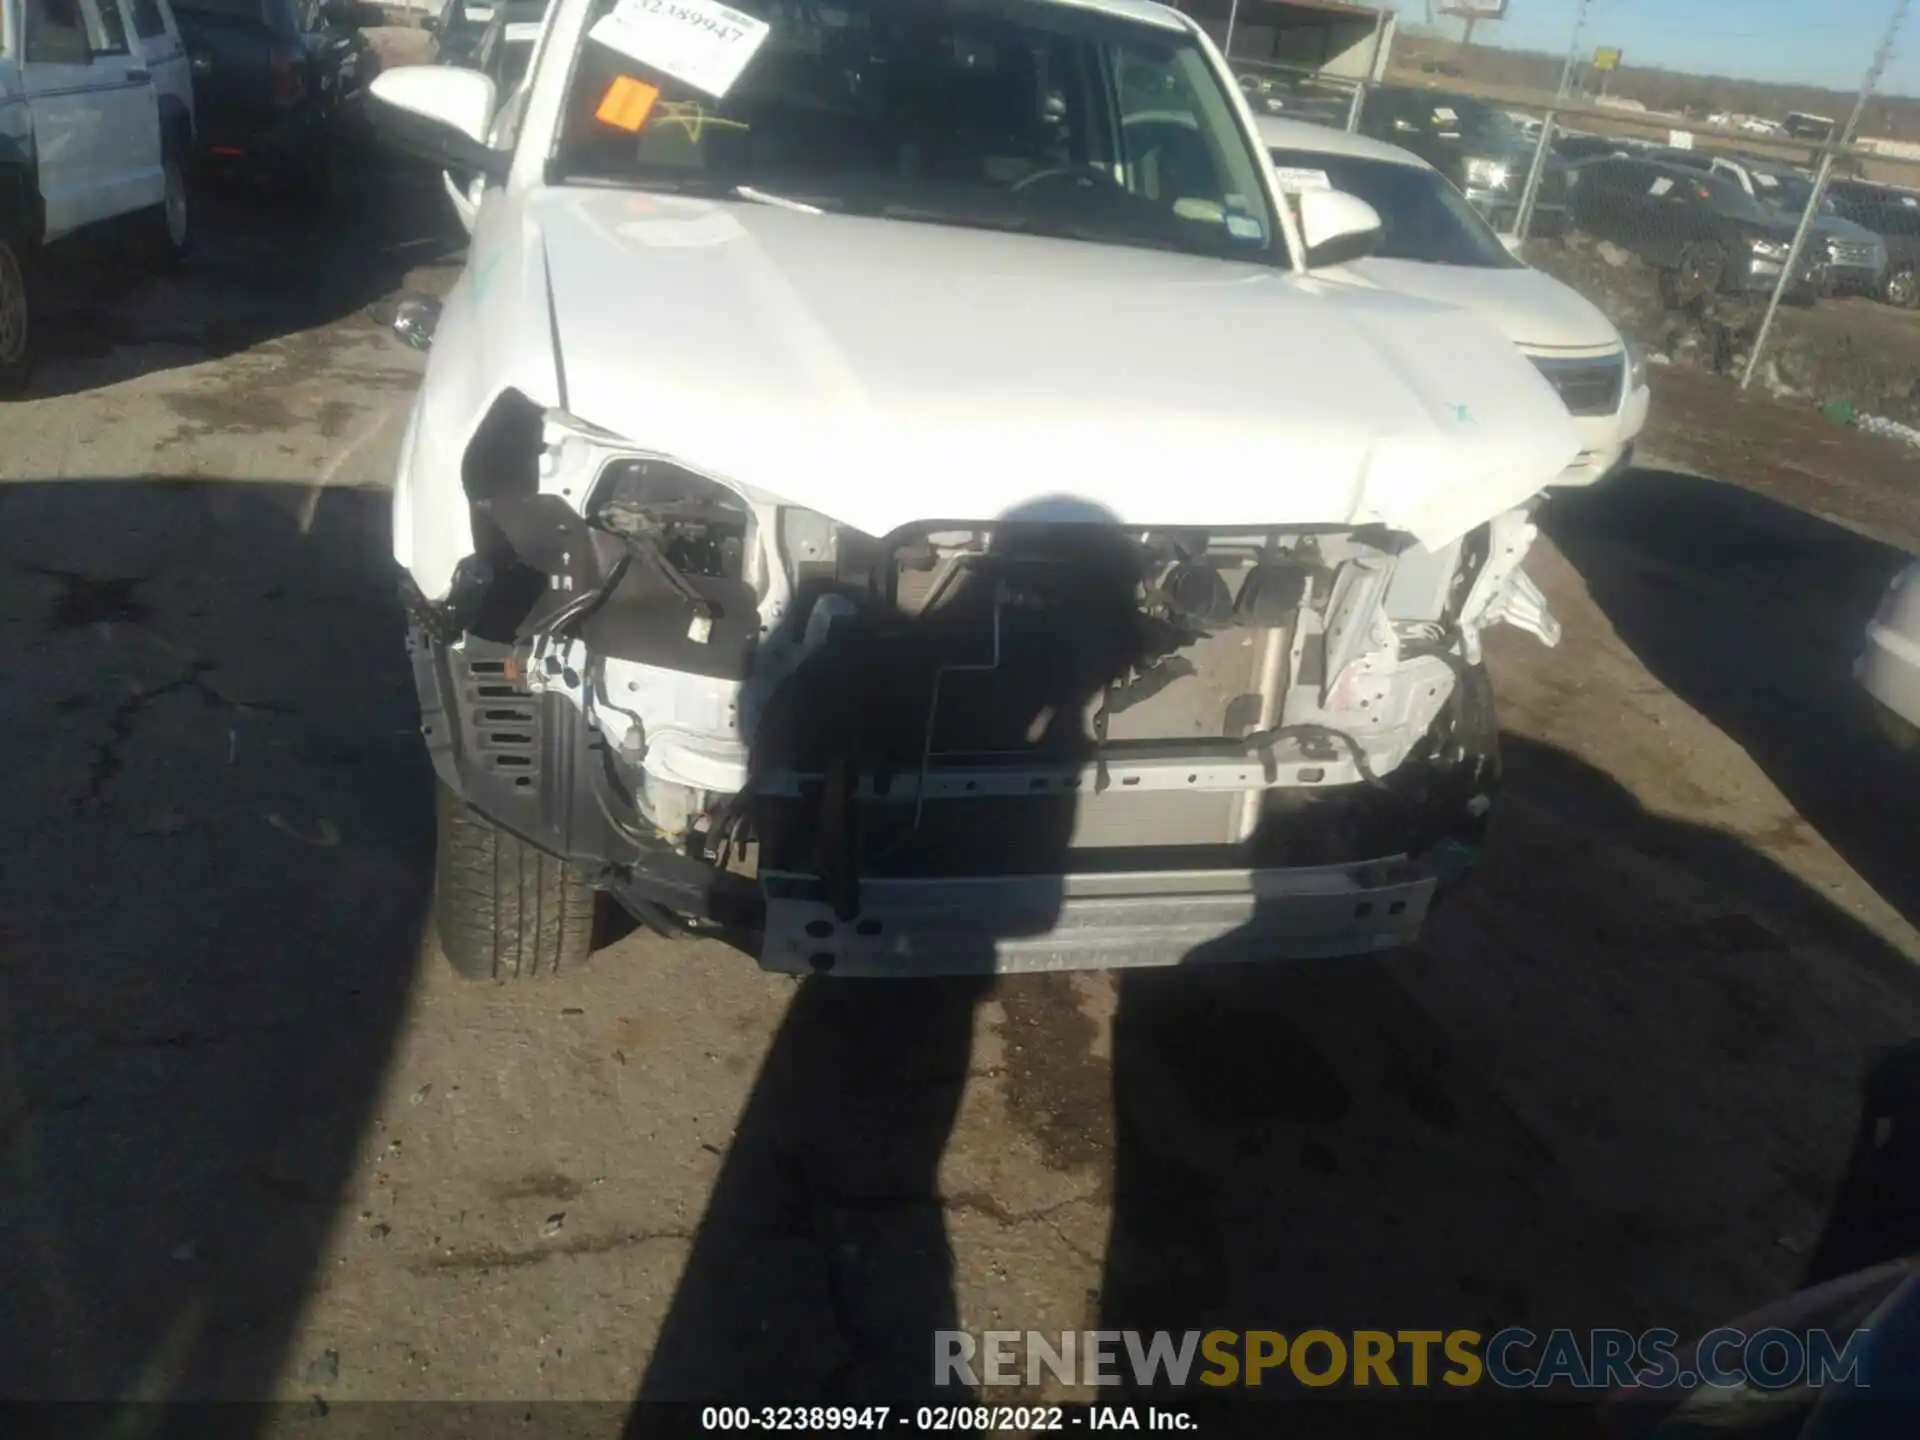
[1214,0,1920,410]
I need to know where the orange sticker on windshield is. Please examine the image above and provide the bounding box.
[596,76,660,132]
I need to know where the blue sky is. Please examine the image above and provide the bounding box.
[1392,0,1920,93]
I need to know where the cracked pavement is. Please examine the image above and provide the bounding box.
[0,141,1918,1433]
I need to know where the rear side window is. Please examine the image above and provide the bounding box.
[1695,172,1769,221]
[25,0,94,63]
[130,0,168,38]
[93,0,133,52]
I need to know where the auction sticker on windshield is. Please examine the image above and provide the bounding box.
[1272,166,1333,192]
[588,0,771,98]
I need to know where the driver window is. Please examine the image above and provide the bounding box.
[26,0,94,64]
[1113,47,1224,213]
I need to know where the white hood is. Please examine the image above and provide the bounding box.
[527,189,1581,548]
[1344,257,1625,355]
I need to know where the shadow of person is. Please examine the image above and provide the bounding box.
[0,477,434,1408]
[1804,1038,1920,1289]
[1098,731,1920,1432]
[628,503,1150,1419]
[1542,467,1920,931]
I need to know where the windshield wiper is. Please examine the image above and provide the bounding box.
[564,173,836,213]
[870,203,1191,254]
[731,185,825,215]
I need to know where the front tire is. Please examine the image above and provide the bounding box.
[142,145,192,272]
[0,234,32,397]
[1658,241,1725,308]
[433,783,596,982]
[1886,263,1918,309]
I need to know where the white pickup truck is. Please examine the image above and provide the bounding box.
[0,0,195,392]
[370,0,1584,983]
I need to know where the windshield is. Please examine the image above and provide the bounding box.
[552,0,1284,264]
[1700,173,1775,225]
[1384,92,1530,151]
[1752,170,1836,217]
[1449,99,1530,149]
[500,35,539,92]
[1271,149,1516,268]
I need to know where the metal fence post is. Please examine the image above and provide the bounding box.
[1742,0,1913,389]
[1506,0,1590,243]
[1510,110,1559,242]
[1740,155,1840,391]
[1555,0,1594,100]
[1346,8,1388,134]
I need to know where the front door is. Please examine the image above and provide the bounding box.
[19,0,160,237]
[128,0,194,142]
[19,0,104,238]
[77,0,163,218]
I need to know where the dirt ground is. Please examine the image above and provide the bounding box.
[1,150,1918,1436]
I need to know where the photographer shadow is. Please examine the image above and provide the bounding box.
[628,505,1147,1416]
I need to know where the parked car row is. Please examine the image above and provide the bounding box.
[1235,69,1350,129]
[1828,178,1920,307]
[174,0,381,203]
[1289,88,1917,314]
[2,0,196,393]
[0,0,379,394]
[1354,86,1574,238]
[1562,153,1830,307]
[1550,128,1920,309]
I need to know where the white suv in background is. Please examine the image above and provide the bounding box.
[1259,115,1649,489]
[0,0,195,393]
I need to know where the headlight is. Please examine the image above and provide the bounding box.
[1465,157,1513,191]
[1626,343,1648,390]
[591,456,754,583]
[1749,238,1790,260]
[538,411,870,600]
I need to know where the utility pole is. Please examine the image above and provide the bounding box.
[1554,0,1594,100]
[1512,0,1593,240]
[1743,0,1912,389]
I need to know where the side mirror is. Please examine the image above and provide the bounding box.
[369,65,507,181]
[421,14,439,32]
[1297,188,1383,268]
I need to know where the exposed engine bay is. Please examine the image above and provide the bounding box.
[406,403,1563,974]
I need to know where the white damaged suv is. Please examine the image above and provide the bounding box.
[370,0,1581,981]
